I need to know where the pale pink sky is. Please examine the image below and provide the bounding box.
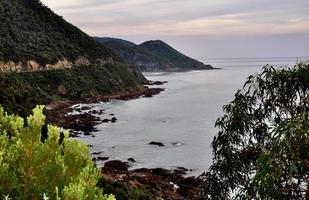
[41,0,309,59]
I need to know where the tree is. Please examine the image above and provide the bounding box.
[199,63,309,199]
[0,105,115,200]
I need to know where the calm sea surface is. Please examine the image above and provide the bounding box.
[78,58,305,176]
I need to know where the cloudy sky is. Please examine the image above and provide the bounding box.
[41,0,309,60]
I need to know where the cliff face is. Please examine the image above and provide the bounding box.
[95,37,213,71]
[0,0,117,71]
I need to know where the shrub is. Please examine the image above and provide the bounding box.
[0,105,115,200]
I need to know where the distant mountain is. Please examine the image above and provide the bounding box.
[95,37,213,71]
[0,0,118,71]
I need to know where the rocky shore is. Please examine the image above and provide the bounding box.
[45,84,165,136]
[102,160,200,200]
[45,80,201,199]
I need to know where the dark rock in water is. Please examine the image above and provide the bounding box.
[144,93,153,98]
[111,117,118,123]
[97,157,109,161]
[69,133,79,138]
[146,81,168,85]
[143,88,164,98]
[104,160,128,171]
[89,109,105,115]
[102,119,109,123]
[81,106,92,111]
[174,167,188,175]
[92,151,103,155]
[83,132,92,136]
[109,113,115,116]
[128,158,136,162]
[92,158,97,162]
[149,141,165,147]
[88,144,94,148]
[98,110,105,115]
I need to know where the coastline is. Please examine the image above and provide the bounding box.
[45,84,164,135]
[44,80,201,199]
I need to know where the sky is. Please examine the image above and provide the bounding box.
[41,0,309,60]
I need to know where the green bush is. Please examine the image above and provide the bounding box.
[0,105,115,200]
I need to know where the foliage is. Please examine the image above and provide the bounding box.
[199,63,309,199]
[0,105,116,200]
[0,64,140,116]
[97,177,154,200]
[0,0,117,65]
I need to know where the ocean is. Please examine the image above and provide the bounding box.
[78,57,306,176]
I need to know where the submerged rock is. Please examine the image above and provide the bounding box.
[97,157,109,161]
[111,117,118,123]
[128,158,136,163]
[149,141,165,147]
[104,160,128,171]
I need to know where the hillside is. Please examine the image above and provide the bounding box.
[95,37,213,71]
[0,0,118,70]
[0,0,145,115]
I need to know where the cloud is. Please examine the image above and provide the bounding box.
[41,0,309,37]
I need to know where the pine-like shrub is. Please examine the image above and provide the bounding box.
[0,105,115,200]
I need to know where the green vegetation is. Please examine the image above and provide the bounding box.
[200,63,309,199]
[0,64,140,116]
[0,0,117,65]
[95,37,213,71]
[0,105,115,200]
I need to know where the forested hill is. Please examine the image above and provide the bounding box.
[0,0,146,115]
[95,37,213,71]
[0,0,118,71]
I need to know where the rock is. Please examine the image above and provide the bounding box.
[109,113,115,116]
[89,109,105,115]
[151,168,172,176]
[104,160,128,171]
[92,151,103,155]
[143,88,164,98]
[146,81,168,86]
[80,106,92,111]
[128,158,136,162]
[98,110,105,115]
[143,93,153,98]
[174,167,188,175]
[83,132,92,136]
[149,141,165,147]
[97,156,109,161]
[102,119,110,123]
[111,117,118,123]
[59,113,98,132]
